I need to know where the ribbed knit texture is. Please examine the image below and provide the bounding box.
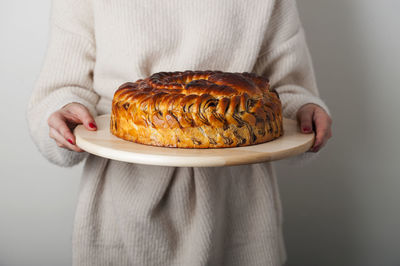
[27,0,330,265]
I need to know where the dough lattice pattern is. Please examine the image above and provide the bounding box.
[111,70,283,148]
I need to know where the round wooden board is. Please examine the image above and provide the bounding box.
[74,114,314,167]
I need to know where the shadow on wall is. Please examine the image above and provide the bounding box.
[276,1,380,266]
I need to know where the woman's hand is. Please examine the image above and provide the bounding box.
[47,103,97,152]
[296,103,332,152]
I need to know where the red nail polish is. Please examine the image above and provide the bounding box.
[68,139,74,144]
[89,122,97,129]
[303,126,311,133]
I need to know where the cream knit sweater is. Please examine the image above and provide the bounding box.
[27,0,330,265]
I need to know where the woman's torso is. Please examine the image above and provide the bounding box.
[91,0,275,114]
[72,1,287,264]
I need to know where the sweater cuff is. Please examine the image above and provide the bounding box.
[27,93,98,167]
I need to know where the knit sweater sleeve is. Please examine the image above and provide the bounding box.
[253,0,331,164]
[254,0,331,120]
[27,0,99,167]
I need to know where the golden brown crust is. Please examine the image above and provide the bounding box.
[110,70,283,148]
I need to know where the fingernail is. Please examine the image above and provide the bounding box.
[312,145,320,152]
[68,139,74,144]
[302,126,311,133]
[89,122,97,129]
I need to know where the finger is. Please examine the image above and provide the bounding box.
[297,107,314,134]
[50,127,83,152]
[315,128,332,152]
[327,128,332,139]
[311,137,328,153]
[55,140,65,148]
[311,112,331,151]
[49,127,84,152]
[49,129,65,148]
[62,104,97,131]
[48,112,76,144]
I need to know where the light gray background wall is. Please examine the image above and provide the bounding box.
[1,0,399,265]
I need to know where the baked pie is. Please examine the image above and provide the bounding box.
[110,70,283,148]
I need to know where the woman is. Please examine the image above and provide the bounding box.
[27,0,332,265]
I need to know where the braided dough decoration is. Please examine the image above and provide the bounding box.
[111,70,283,148]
